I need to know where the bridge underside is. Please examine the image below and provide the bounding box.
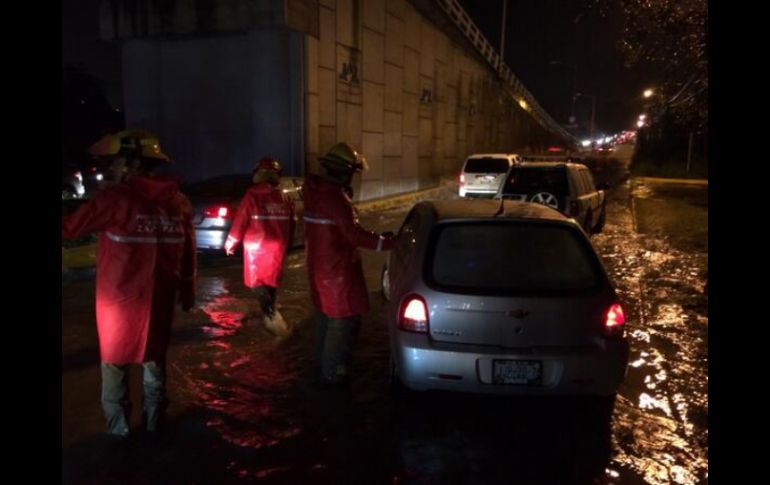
[102,0,573,199]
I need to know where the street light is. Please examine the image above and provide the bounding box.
[642,87,698,173]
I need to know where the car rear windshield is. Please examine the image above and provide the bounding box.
[501,166,568,196]
[464,158,510,174]
[427,222,602,294]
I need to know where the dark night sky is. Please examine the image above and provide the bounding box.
[457,0,654,136]
[62,0,653,136]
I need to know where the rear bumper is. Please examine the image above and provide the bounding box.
[195,228,227,250]
[392,332,629,396]
[459,188,498,199]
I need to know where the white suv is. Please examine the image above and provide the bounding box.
[459,153,521,198]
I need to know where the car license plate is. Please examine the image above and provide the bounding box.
[492,360,542,385]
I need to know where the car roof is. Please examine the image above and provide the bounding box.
[415,199,575,224]
[516,162,586,169]
[465,153,518,159]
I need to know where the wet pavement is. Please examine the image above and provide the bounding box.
[590,179,708,484]
[62,177,708,484]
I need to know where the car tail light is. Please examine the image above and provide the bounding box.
[399,295,429,333]
[203,206,233,219]
[603,303,626,337]
[459,173,465,186]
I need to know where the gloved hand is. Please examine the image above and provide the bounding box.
[224,238,236,256]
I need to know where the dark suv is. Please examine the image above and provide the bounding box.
[495,162,606,234]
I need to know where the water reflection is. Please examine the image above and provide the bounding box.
[593,184,708,484]
[177,277,304,458]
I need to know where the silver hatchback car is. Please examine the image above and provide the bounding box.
[382,199,628,398]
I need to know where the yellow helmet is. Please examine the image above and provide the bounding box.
[88,129,171,162]
[318,142,368,173]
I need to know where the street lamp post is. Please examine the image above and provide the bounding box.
[639,88,660,163]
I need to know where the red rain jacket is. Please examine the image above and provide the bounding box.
[62,176,196,364]
[225,182,294,288]
[303,174,393,318]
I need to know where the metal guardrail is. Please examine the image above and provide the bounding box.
[433,0,577,144]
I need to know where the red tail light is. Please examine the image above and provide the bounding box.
[604,303,626,337]
[459,173,465,186]
[203,206,232,219]
[399,295,429,333]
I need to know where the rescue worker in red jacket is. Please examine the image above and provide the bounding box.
[303,142,394,385]
[224,157,295,336]
[62,130,196,438]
